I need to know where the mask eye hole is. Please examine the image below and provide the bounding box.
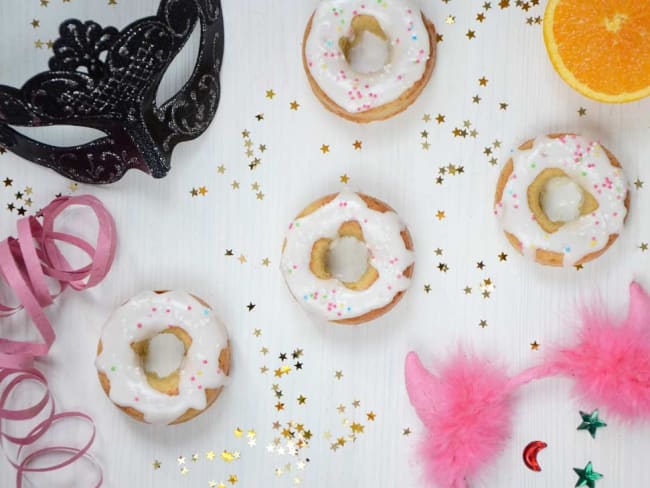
[155,22,202,107]
[8,125,107,147]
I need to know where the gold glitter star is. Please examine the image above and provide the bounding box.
[479,76,489,86]
[464,286,472,295]
[493,139,502,148]
[246,302,255,311]
[479,319,488,328]
[198,186,208,196]
[262,257,271,266]
[498,252,508,261]
[191,453,199,462]
[402,428,412,436]
[256,191,264,200]
[422,113,431,122]
[290,100,300,110]
[435,210,446,220]
[435,113,446,124]
[275,401,285,411]
[352,140,362,150]
[180,467,189,475]
[152,460,161,469]
[424,284,432,293]
[435,248,443,256]
[466,30,476,39]
[40,0,49,5]
[366,411,376,421]
[334,370,343,380]
[422,141,430,150]
[253,328,262,337]
[476,12,486,22]
[260,346,269,355]
[320,144,330,154]
[266,89,276,99]
[260,366,269,374]
[255,113,264,121]
[445,15,456,24]
[578,107,587,116]
[34,39,44,49]
[3,178,13,187]
[340,174,350,184]
[177,456,186,465]
[217,164,226,174]
[350,422,365,434]
[436,33,444,43]
[472,94,482,103]
[259,144,266,152]
[31,19,40,28]
[483,1,492,9]
[297,395,307,405]
[228,474,238,485]
[530,341,540,351]
[499,0,510,8]
[108,0,117,5]
[231,180,240,189]
[234,427,243,438]
[640,243,649,252]
[206,451,216,460]
[499,102,509,110]
[634,178,644,189]
[352,399,361,408]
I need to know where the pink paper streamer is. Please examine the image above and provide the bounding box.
[0,195,116,487]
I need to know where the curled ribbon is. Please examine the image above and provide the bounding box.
[0,195,116,487]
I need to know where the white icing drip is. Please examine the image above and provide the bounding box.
[281,190,414,321]
[347,31,390,75]
[327,236,370,283]
[144,333,185,379]
[95,291,229,425]
[494,135,628,266]
[541,176,583,222]
[305,0,431,113]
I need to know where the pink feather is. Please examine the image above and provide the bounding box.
[405,351,515,487]
[550,281,650,420]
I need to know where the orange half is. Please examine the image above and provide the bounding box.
[544,0,650,103]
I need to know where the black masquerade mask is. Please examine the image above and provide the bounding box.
[0,0,224,184]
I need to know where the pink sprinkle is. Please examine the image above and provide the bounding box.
[151,307,157,312]
[203,359,208,365]
[136,322,142,328]
[191,376,196,381]
[187,305,192,310]
[134,397,139,402]
[165,308,170,313]
[198,385,203,390]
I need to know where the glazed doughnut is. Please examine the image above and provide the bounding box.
[302,0,436,123]
[494,134,629,267]
[96,290,230,425]
[281,190,414,324]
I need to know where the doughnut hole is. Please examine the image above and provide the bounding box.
[130,327,192,396]
[339,14,391,75]
[527,167,599,233]
[309,220,379,291]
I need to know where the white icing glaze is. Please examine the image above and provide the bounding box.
[541,176,583,222]
[96,291,229,425]
[281,190,414,321]
[327,235,370,282]
[494,135,628,266]
[304,0,431,113]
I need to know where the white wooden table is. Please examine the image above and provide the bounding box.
[1,1,649,487]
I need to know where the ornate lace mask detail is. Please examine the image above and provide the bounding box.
[0,0,224,184]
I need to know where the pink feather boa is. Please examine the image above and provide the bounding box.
[405,282,650,487]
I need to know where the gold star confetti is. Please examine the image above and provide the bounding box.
[255,113,264,121]
[366,411,376,421]
[253,328,262,337]
[498,252,508,261]
[34,39,44,49]
[256,191,265,200]
[422,113,431,122]
[198,186,208,196]
[350,422,365,434]
[435,113,446,124]
[483,1,492,9]
[262,257,271,266]
[334,370,343,380]
[479,319,488,328]
[421,141,431,150]
[246,302,256,311]
[191,453,199,462]
[472,94,482,103]
[634,178,644,189]
[479,76,489,86]
[530,341,540,351]
[575,263,584,271]
[231,180,240,189]
[40,0,49,6]
[352,140,362,150]
[434,248,443,256]
[31,19,40,28]
[234,427,243,438]
[640,242,649,252]
[466,30,476,39]
[290,100,300,110]
[578,107,587,116]
[445,15,455,24]
[3,178,13,187]
[180,466,189,475]
[464,286,472,295]
[435,210,446,220]
[352,399,361,408]
[217,164,226,174]
[499,0,510,8]
[152,460,161,469]
[320,144,330,154]
[402,428,412,436]
[499,102,509,110]
[340,174,350,184]
[206,451,216,461]
[266,89,276,99]
[228,474,238,485]
[177,456,186,465]
[297,395,307,405]
[476,12,486,22]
